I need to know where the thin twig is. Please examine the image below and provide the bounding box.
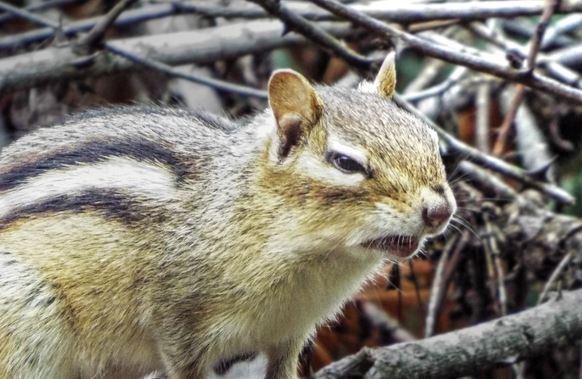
[310,0,582,105]
[538,251,573,305]
[476,82,491,153]
[466,22,582,88]
[493,86,525,156]
[0,0,80,25]
[249,0,375,71]
[104,43,268,99]
[457,162,518,202]
[404,59,446,95]
[405,66,467,102]
[424,234,462,338]
[483,217,508,315]
[493,0,561,156]
[0,0,59,29]
[76,0,139,52]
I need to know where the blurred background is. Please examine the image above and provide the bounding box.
[2,1,582,378]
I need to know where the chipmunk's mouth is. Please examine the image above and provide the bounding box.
[360,235,420,258]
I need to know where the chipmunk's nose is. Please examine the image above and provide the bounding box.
[422,203,452,229]
[420,185,456,232]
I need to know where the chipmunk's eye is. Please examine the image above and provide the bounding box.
[326,151,367,175]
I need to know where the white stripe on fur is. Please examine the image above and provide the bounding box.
[0,156,177,217]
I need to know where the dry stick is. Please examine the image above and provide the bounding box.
[476,82,491,153]
[466,22,582,88]
[248,0,375,72]
[0,0,79,25]
[542,14,582,49]
[458,161,519,201]
[538,251,573,305]
[493,88,526,156]
[484,218,508,315]
[75,0,139,52]
[404,59,446,95]
[0,0,59,28]
[493,0,561,156]
[361,302,416,343]
[393,95,573,204]
[424,233,462,338]
[405,66,467,102]
[0,20,352,94]
[309,0,582,105]
[105,43,268,99]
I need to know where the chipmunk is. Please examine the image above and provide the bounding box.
[0,52,455,379]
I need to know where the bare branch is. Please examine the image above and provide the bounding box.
[249,0,375,71]
[475,83,491,153]
[0,0,79,26]
[466,22,582,88]
[493,0,561,156]
[538,252,573,305]
[0,0,58,29]
[0,20,351,95]
[104,43,267,99]
[75,0,138,52]
[424,233,466,338]
[310,0,582,105]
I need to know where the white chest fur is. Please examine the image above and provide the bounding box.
[217,248,384,356]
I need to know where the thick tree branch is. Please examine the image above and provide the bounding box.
[0,20,351,95]
[314,288,582,379]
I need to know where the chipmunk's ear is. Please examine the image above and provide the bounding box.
[373,51,397,98]
[268,69,323,159]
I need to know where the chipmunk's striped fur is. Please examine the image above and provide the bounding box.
[0,53,455,379]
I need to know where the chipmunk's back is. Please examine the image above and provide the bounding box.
[0,107,237,378]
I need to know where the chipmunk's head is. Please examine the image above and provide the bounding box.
[261,52,456,260]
